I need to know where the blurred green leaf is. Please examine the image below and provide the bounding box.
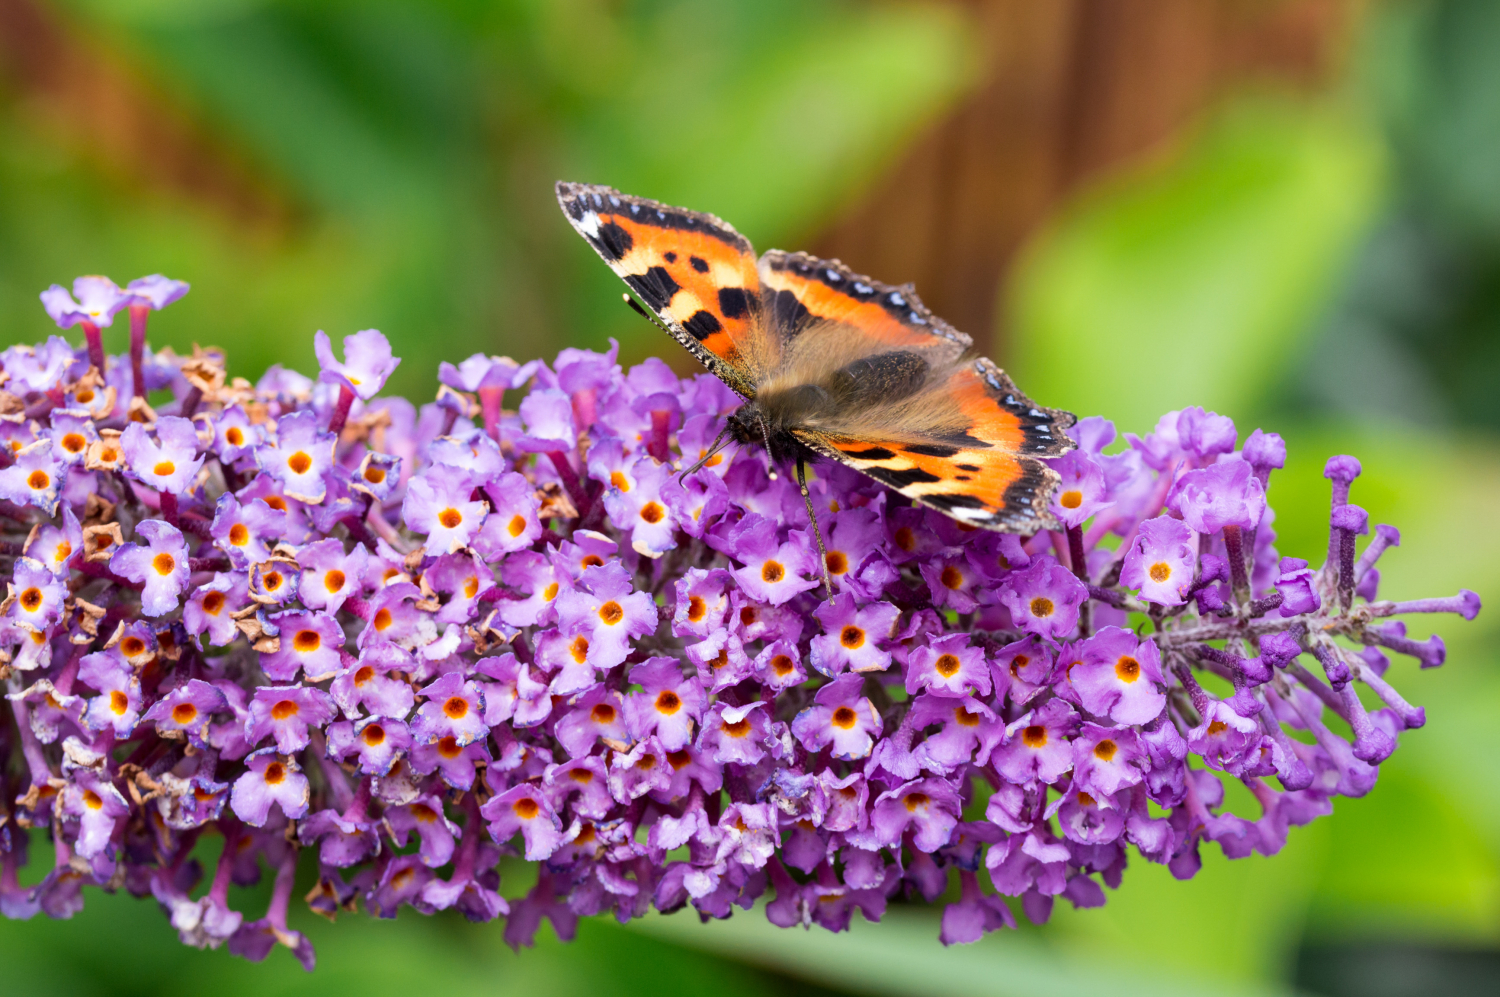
[14,0,974,392]
[1008,98,1385,435]
[633,903,1300,997]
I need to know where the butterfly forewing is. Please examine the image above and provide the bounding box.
[556,182,770,397]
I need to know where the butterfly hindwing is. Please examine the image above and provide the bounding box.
[556,181,766,397]
[792,359,1075,534]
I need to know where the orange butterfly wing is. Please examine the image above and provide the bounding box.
[556,182,767,398]
[760,252,1074,533]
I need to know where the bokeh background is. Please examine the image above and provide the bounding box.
[1,0,1497,994]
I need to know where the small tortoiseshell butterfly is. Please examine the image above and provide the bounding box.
[557,181,1076,580]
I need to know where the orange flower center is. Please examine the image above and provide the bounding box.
[934,653,960,677]
[723,718,751,737]
[598,601,624,625]
[1094,739,1118,761]
[940,564,964,590]
[153,460,175,477]
[1022,724,1047,748]
[639,502,664,524]
[27,470,50,490]
[508,515,527,537]
[1029,596,1054,618]
[443,696,469,719]
[1060,490,1083,509]
[152,552,176,576]
[263,762,286,784]
[225,427,245,446]
[1115,656,1140,682]
[655,690,681,714]
[589,703,616,724]
[61,433,86,454]
[228,523,249,546]
[19,588,42,612]
[287,451,312,474]
[109,690,129,714]
[202,591,225,615]
[687,595,706,622]
[270,700,299,720]
[122,637,147,656]
[438,508,462,529]
[293,630,320,653]
[903,792,929,812]
[825,550,848,575]
[361,724,386,746]
[513,797,540,819]
[609,471,630,492]
[770,654,794,676]
[831,706,858,729]
[171,702,198,724]
[839,625,865,649]
[1149,562,1172,583]
[761,560,784,583]
[372,608,393,630]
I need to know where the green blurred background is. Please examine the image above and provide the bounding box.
[0,0,1496,994]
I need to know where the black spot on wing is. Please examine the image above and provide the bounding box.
[682,310,723,342]
[957,463,981,473]
[594,221,633,262]
[664,251,677,263]
[624,266,682,311]
[863,465,941,489]
[769,289,812,336]
[718,287,754,320]
[923,492,987,512]
[903,442,959,458]
[841,446,896,461]
[827,351,929,406]
[689,256,709,273]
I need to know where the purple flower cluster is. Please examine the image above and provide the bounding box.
[0,277,1481,968]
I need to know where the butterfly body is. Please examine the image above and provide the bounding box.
[557,181,1076,535]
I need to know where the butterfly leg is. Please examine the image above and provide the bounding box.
[796,455,834,602]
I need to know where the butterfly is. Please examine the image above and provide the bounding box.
[556,181,1076,586]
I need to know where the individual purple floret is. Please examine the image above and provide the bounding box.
[109,519,190,616]
[0,289,1479,969]
[315,329,401,401]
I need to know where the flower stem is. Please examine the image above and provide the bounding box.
[478,386,504,445]
[82,321,105,376]
[328,384,356,436]
[129,305,148,400]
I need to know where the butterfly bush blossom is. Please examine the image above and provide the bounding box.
[0,276,1481,968]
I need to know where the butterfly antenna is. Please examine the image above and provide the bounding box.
[622,293,671,335]
[796,456,834,602]
[759,417,778,481]
[678,424,734,482]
